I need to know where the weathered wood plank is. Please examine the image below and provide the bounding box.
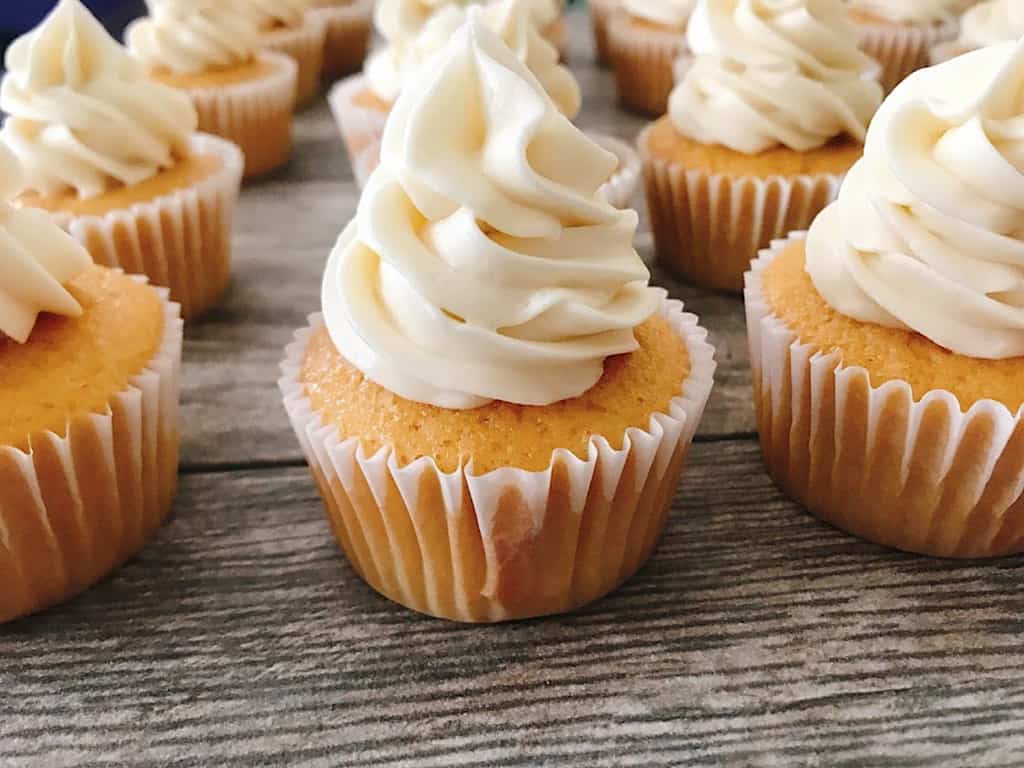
[2,440,1022,766]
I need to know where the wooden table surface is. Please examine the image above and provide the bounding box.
[4,10,1024,767]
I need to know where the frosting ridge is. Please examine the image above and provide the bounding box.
[0,143,92,344]
[846,0,956,25]
[2,0,198,199]
[669,0,882,154]
[806,41,1024,360]
[959,0,1024,49]
[126,0,264,75]
[324,15,660,408]
[622,0,695,27]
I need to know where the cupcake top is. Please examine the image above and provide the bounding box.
[1,0,198,200]
[0,143,92,344]
[126,0,265,75]
[669,0,883,154]
[238,0,311,30]
[958,0,1024,48]
[366,0,580,117]
[622,0,696,27]
[324,14,660,409]
[846,0,956,25]
[806,40,1024,359]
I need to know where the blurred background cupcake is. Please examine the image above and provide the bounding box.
[745,40,1024,558]
[308,0,375,81]
[246,0,328,108]
[606,0,694,116]
[640,0,882,293]
[846,0,959,92]
[931,0,1024,65]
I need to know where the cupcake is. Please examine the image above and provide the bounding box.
[308,0,375,81]
[281,16,716,622]
[589,0,619,65]
[846,0,958,92]
[931,0,1024,64]
[745,40,1024,558]
[0,142,184,624]
[639,0,883,293]
[127,0,298,179]
[3,0,244,320]
[246,0,328,107]
[332,0,644,204]
[606,0,694,116]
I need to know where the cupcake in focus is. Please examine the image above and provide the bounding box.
[308,0,375,81]
[244,0,328,107]
[0,142,184,624]
[846,0,958,92]
[282,15,716,622]
[606,0,694,115]
[4,0,244,320]
[128,0,298,179]
[639,0,882,292]
[931,0,1024,64]
[331,0,640,204]
[745,40,1024,558]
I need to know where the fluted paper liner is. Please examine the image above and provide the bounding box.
[261,12,327,108]
[53,134,244,321]
[929,40,973,66]
[607,15,687,116]
[639,125,842,293]
[589,0,618,65]
[329,74,389,188]
[855,18,957,93]
[745,235,1024,558]
[0,282,183,623]
[279,299,716,622]
[187,51,297,179]
[314,0,373,81]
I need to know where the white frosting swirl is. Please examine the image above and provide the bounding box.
[669,0,882,154]
[0,143,92,344]
[1,0,198,200]
[846,0,956,25]
[958,0,1024,48]
[623,0,695,27]
[324,16,660,408]
[366,0,580,117]
[126,0,264,75]
[806,41,1024,360]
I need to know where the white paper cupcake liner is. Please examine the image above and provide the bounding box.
[261,12,327,108]
[279,297,716,622]
[638,124,843,293]
[329,74,390,187]
[855,18,958,93]
[745,235,1024,558]
[187,51,297,179]
[591,132,642,209]
[606,13,688,116]
[51,133,244,321]
[589,0,619,65]
[0,280,183,623]
[312,0,374,82]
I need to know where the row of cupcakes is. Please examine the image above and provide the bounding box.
[596,0,1006,117]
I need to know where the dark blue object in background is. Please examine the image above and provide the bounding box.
[1,1,145,46]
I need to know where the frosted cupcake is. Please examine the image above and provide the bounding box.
[639,0,882,293]
[606,0,694,116]
[847,0,958,92]
[590,0,619,65]
[282,16,716,622]
[128,0,298,179]
[746,40,1024,558]
[309,0,375,81]
[0,142,183,624]
[245,0,328,107]
[331,0,640,204]
[3,0,243,320]
[931,0,1024,64]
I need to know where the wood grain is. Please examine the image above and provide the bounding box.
[2,441,1023,766]
[3,9,1022,767]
